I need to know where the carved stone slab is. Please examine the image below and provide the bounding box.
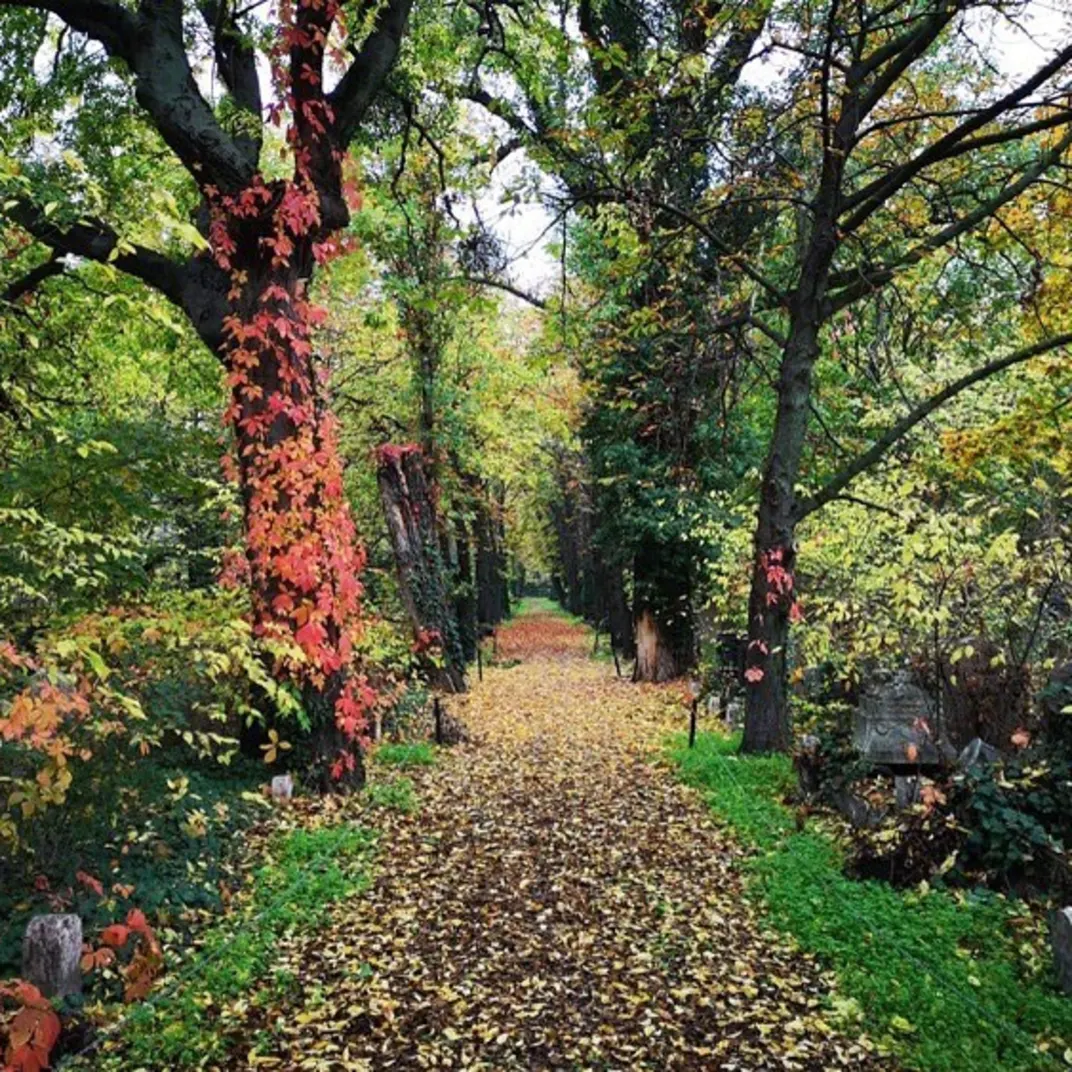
[854,671,942,767]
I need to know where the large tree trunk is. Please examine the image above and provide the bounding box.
[632,538,694,682]
[218,186,369,787]
[377,445,465,691]
[741,309,822,753]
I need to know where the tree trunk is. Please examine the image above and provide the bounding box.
[452,509,478,664]
[495,482,511,619]
[475,488,507,626]
[741,313,821,753]
[377,444,465,691]
[601,563,635,659]
[634,609,680,682]
[217,188,368,787]
[631,538,693,682]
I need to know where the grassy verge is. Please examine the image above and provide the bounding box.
[669,731,1072,1072]
[81,820,376,1070]
[374,741,437,768]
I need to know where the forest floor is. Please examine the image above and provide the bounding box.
[199,603,889,1071]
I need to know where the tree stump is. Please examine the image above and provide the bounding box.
[22,914,82,998]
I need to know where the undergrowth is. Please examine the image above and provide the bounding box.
[79,821,376,1070]
[669,731,1072,1072]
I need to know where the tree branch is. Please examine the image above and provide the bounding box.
[0,0,256,191]
[330,0,414,149]
[827,125,1072,312]
[842,41,1072,232]
[795,331,1072,520]
[1,253,65,305]
[454,275,547,309]
[197,0,263,167]
[6,200,186,303]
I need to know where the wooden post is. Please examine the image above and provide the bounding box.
[477,644,483,682]
[612,645,622,679]
[592,626,600,655]
[434,696,443,745]
[689,697,698,749]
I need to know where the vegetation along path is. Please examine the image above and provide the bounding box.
[221,605,888,1071]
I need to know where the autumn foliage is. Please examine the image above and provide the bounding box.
[0,981,60,1072]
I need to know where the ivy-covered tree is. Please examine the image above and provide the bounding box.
[0,0,426,781]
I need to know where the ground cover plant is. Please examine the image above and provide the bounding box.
[671,731,1072,1071]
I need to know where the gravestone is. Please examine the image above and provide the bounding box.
[1052,907,1072,994]
[271,774,294,801]
[894,776,920,809]
[795,734,822,798]
[22,914,82,999]
[958,737,1001,771]
[854,671,946,768]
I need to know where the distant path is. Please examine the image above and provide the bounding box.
[230,606,889,1070]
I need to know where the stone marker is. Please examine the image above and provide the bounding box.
[854,671,946,767]
[957,737,1001,771]
[22,914,82,998]
[724,699,744,729]
[831,789,885,829]
[794,735,822,798]
[894,775,920,809]
[271,774,294,801]
[1052,907,1072,994]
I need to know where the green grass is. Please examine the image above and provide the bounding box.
[668,732,1072,1072]
[373,741,437,768]
[513,595,574,619]
[86,821,376,1070]
[364,775,419,814]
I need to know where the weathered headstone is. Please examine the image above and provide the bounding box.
[270,774,294,801]
[1052,907,1072,994]
[854,671,944,767]
[894,776,920,809]
[795,735,822,798]
[724,699,744,729]
[22,914,82,998]
[957,737,1001,771]
[831,788,885,829]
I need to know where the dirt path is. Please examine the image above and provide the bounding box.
[235,609,887,1070]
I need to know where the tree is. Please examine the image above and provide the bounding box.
[727,2,1072,751]
[461,0,770,679]
[0,0,421,781]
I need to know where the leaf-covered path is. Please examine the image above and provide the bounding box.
[236,608,888,1070]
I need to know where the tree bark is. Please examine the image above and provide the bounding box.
[377,445,465,691]
[741,230,831,752]
[452,509,478,664]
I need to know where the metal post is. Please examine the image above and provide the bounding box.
[612,645,621,678]
[689,697,698,749]
[477,644,483,682]
[434,696,443,745]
